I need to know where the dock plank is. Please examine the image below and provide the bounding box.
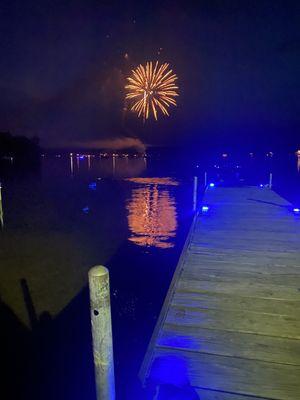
[158,325,300,365]
[150,347,300,399]
[172,291,299,316]
[140,187,300,399]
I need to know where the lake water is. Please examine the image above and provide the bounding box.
[0,151,299,399]
[0,154,195,400]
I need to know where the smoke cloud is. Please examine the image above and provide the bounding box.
[72,137,146,152]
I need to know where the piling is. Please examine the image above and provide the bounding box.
[269,172,273,189]
[193,176,198,211]
[204,171,207,187]
[88,266,115,400]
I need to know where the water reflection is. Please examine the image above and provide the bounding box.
[67,154,146,178]
[70,153,74,175]
[126,178,179,249]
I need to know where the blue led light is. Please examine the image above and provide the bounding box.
[82,206,90,213]
[259,184,264,188]
[209,183,215,188]
[202,205,209,213]
[88,182,97,190]
[293,208,300,214]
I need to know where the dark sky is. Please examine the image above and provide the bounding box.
[0,0,299,150]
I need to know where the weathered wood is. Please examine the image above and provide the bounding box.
[158,325,300,365]
[195,388,270,400]
[189,247,300,265]
[177,278,300,300]
[182,268,300,288]
[141,187,300,399]
[89,266,115,400]
[172,291,299,316]
[166,305,300,338]
[182,256,300,273]
[150,347,300,399]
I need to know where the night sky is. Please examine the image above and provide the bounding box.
[1,0,299,150]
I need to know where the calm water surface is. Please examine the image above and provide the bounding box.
[1,152,299,399]
[0,154,194,400]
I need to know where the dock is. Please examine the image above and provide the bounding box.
[140,186,300,399]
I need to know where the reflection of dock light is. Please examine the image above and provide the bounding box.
[88,182,97,190]
[293,208,300,215]
[202,205,209,213]
[209,183,215,188]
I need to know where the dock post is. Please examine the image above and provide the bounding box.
[193,176,198,211]
[204,171,207,187]
[88,266,115,400]
[269,173,273,189]
[0,182,4,229]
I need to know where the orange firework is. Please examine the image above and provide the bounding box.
[125,61,178,121]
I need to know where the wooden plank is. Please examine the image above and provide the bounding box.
[188,247,300,265]
[158,325,300,365]
[182,256,300,273]
[195,388,271,400]
[149,347,300,399]
[190,241,300,252]
[166,305,300,339]
[172,291,299,316]
[181,269,300,289]
[177,278,300,301]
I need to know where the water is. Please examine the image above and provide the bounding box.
[0,154,195,400]
[1,151,299,399]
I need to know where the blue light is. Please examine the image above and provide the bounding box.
[82,206,90,214]
[259,184,264,188]
[202,205,209,213]
[88,182,97,190]
[209,183,215,188]
[293,208,300,214]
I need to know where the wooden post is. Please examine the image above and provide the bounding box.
[0,182,3,229]
[88,266,115,400]
[193,176,198,211]
[269,173,273,189]
[204,171,207,187]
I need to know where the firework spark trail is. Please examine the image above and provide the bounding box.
[125,61,178,121]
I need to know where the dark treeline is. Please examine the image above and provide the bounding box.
[0,131,40,171]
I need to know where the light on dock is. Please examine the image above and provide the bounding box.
[209,183,215,188]
[293,208,300,215]
[201,205,209,213]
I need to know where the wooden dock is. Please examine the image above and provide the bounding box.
[140,187,300,399]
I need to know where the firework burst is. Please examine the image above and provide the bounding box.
[125,61,178,121]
